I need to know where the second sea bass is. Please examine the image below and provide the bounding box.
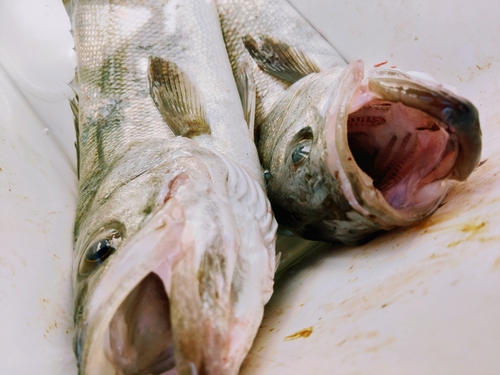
[215,0,482,244]
[67,0,277,374]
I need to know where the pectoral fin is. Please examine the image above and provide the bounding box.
[242,35,320,84]
[235,58,256,139]
[148,57,211,138]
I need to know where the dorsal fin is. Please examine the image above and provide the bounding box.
[69,95,80,180]
[148,57,211,138]
[242,35,320,84]
[235,58,256,140]
[63,0,74,18]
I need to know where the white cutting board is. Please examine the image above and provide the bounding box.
[0,1,498,374]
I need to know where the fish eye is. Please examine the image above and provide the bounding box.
[263,169,271,180]
[291,139,311,166]
[79,230,121,276]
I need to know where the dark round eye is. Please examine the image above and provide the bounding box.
[263,169,271,181]
[291,139,311,165]
[79,230,121,276]
[86,239,114,262]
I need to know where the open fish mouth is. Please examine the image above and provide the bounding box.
[347,99,458,209]
[108,272,174,375]
[328,61,481,225]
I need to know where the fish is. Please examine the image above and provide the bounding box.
[214,0,482,244]
[65,0,277,374]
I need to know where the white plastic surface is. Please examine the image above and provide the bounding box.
[0,0,77,170]
[0,1,78,373]
[0,1,499,374]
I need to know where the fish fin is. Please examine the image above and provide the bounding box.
[235,58,256,140]
[148,57,211,138]
[274,251,282,274]
[242,34,320,84]
[68,77,80,97]
[63,0,74,18]
[69,95,80,180]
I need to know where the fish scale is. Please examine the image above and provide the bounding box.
[74,1,174,195]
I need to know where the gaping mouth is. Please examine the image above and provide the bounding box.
[107,272,175,375]
[347,99,458,209]
[336,65,481,218]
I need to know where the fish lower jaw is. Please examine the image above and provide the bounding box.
[346,99,457,215]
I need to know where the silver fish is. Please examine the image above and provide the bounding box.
[215,0,482,244]
[66,0,277,374]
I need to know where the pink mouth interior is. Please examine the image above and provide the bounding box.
[108,273,175,375]
[347,99,458,209]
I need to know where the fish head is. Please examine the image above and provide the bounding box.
[260,61,481,243]
[73,137,276,375]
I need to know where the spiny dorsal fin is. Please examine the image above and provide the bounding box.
[148,57,211,138]
[235,58,256,140]
[69,95,80,180]
[242,35,320,84]
[63,0,74,18]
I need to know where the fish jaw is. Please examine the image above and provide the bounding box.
[74,141,276,375]
[325,60,482,227]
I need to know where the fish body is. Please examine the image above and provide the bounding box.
[67,0,276,374]
[215,0,482,244]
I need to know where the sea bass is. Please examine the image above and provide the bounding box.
[65,0,277,374]
[215,0,482,244]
